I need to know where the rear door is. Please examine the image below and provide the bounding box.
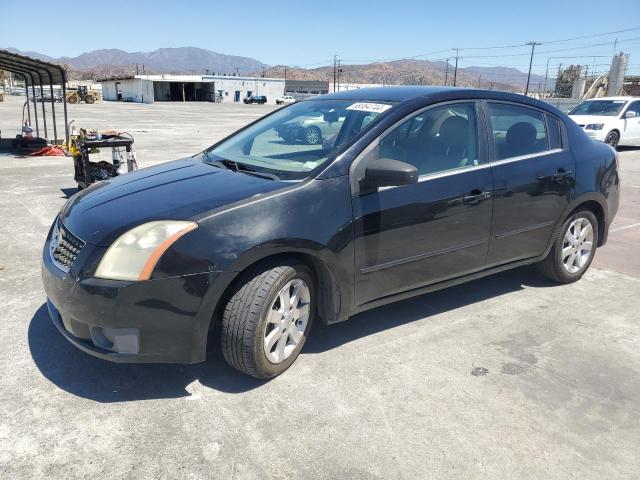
[352,101,493,305]
[484,101,574,266]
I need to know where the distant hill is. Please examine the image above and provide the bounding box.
[2,47,551,91]
[258,59,547,92]
[2,47,264,75]
[462,65,551,91]
[3,47,55,62]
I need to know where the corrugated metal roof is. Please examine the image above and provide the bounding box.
[0,49,67,86]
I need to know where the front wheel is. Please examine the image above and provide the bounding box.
[536,210,598,283]
[604,130,619,149]
[221,260,314,378]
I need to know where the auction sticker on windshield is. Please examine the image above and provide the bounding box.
[346,102,392,113]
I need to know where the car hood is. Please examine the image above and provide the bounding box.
[60,158,286,246]
[568,115,617,125]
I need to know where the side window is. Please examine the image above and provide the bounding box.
[376,102,479,176]
[488,103,548,160]
[546,114,562,149]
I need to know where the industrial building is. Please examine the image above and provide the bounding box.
[99,74,285,104]
[284,80,329,96]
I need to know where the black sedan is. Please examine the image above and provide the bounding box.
[42,87,620,378]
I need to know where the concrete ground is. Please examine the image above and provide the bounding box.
[1,96,639,479]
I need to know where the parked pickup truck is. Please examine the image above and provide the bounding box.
[276,95,296,105]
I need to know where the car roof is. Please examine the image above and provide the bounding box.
[314,86,560,112]
[583,96,638,101]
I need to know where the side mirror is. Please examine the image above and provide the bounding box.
[360,158,419,193]
[624,111,637,119]
[323,111,338,123]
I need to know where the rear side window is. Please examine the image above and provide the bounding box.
[487,103,548,160]
[546,114,562,149]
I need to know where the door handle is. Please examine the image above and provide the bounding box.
[462,190,491,205]
[539,169,573,183]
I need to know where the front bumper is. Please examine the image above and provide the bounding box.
[41,231,216,364]
[583,129,607,142]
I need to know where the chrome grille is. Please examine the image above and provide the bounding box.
[50,220,85,272]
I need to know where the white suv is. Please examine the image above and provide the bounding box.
[568,96,640,148]
[275,95,296,105]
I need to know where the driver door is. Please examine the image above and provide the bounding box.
[351,101,493,305]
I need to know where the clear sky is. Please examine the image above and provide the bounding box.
[1,0,639,76]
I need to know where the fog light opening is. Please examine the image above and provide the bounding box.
[91,327,140,354]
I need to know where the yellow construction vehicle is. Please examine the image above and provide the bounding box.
[66,85,99,104]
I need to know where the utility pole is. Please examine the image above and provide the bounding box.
[284,65,287,82]
[444,58,451,86]
[337,59,342,92]
[478,75,482,88]
[524,41,541,96]
[453,49,459,87]
[333,54,337,92]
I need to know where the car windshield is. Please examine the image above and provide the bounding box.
[569,100,627,116]
[199,99,394,180]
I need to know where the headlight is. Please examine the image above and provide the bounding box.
[95,221,198,281]
[585,124,604,130]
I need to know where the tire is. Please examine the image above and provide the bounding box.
[304,126,322,145]
[221,259,315,378]
[536,209,598,284]
[84,95,95,104]
[67,95,78,104]
[604,130,619,149]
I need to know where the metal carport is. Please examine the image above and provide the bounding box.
[0,49,69,147]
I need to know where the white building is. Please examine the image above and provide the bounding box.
[329,83,392,93]
[99,74,285,104]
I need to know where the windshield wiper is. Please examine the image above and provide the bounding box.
[212,158,280,181]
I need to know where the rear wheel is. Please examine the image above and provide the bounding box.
[604,130,619,149]
[537,210,598,283]
[84,95,95,104]
[221,260,314,378]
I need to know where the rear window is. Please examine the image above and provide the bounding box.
[487,103,549,160]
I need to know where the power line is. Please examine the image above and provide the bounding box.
[454,36,640,59]
[541,26,640,45]
[340,48,453,65]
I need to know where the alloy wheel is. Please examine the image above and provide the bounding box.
[561,217,594,274]
[305,127,321,145]
[263,278,311,364]
[605,131,619,148]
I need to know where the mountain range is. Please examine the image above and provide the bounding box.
[2,47,550,91]
[2,47,264,75]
